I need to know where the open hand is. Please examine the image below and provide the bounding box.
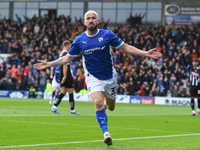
[33,60,50,70]
[147,48,162,59]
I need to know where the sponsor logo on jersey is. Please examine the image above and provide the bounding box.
[83,46,106,55]
[82,41,87,44]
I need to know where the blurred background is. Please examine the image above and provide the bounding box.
[0,0,200,99]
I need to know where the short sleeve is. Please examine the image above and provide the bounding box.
[68,38,80,57]
[108,30,124,49]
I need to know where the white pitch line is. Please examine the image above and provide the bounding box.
[0,113,189,117]
[0,133,200,149]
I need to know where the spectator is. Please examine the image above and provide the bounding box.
[167,90,172,97]
[178,86,187,97]
[126,77,136,95]
[15,65,23,83]
[21,72,29,91]
[79,88,89,94]
[38,71,47,92]
[0,67,6,79]
[190,49,198,60]
[28,74,35,87]
[6,78,14,90]
[29,85,37,98]
[44,78,53,93]
[0,78,7,90]
[9,64,17,78]
[153,87,161,96]
[34,23,40,34]
[0,13,200,99]
[16,80,22,91]
[117,84,125,95]
[172,85,179,97]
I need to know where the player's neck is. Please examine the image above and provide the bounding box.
[86,28,98,36]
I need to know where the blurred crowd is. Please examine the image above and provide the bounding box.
[0,13,200,98]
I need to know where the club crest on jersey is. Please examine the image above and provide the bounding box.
[98,37,103,42]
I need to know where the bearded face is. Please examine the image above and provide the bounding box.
[87,23,98,31]
[84,11,99,32]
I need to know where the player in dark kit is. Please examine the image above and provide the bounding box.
[51,40,80,115]
[182,47,200,116]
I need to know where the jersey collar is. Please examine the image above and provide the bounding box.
[85,29,99,37]
[62,50,68,53]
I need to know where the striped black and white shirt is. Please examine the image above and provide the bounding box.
[183,54,200,87]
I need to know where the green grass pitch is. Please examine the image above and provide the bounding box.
[1,97,200,150]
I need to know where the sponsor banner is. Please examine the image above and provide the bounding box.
[155,97,197,106]
[165,5,200,16]
[130,96,154,104]
[130,96,141,104]
[141,97,154,104]
[44,93,130,103]
[116,95,130,103]
[165,4,200,25]
[44,93,91,101]
[74,94,91,101]
[0,90,25,98]
[165,16,200,25]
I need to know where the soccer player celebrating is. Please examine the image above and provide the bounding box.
[34,10,162,146]
[182,47,200,116]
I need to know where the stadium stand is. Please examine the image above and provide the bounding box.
[0,13,200,97]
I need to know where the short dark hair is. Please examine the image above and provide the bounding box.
[62,40,71,47]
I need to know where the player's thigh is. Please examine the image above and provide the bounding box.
[67,88,74,94]
[86,74,105,95]
[52,86,57,91]
[64,79,74,89]
[190,86,197,98]
[104,76,117,111]
[104,96,116,111]
[60,86,67,95]
[104,74,117,100]
[52,80,59,89]
[90,91,105,111]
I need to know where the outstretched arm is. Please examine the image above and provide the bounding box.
[33,55,74,70]
[118,43,162,59]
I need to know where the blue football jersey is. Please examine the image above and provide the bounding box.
[53,66,60,83]
[68,29,124,80]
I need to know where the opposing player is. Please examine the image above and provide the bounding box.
[51,40,80,115]
[182,47,200,116]
[34,10,162,146]
[49,66,60,105]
